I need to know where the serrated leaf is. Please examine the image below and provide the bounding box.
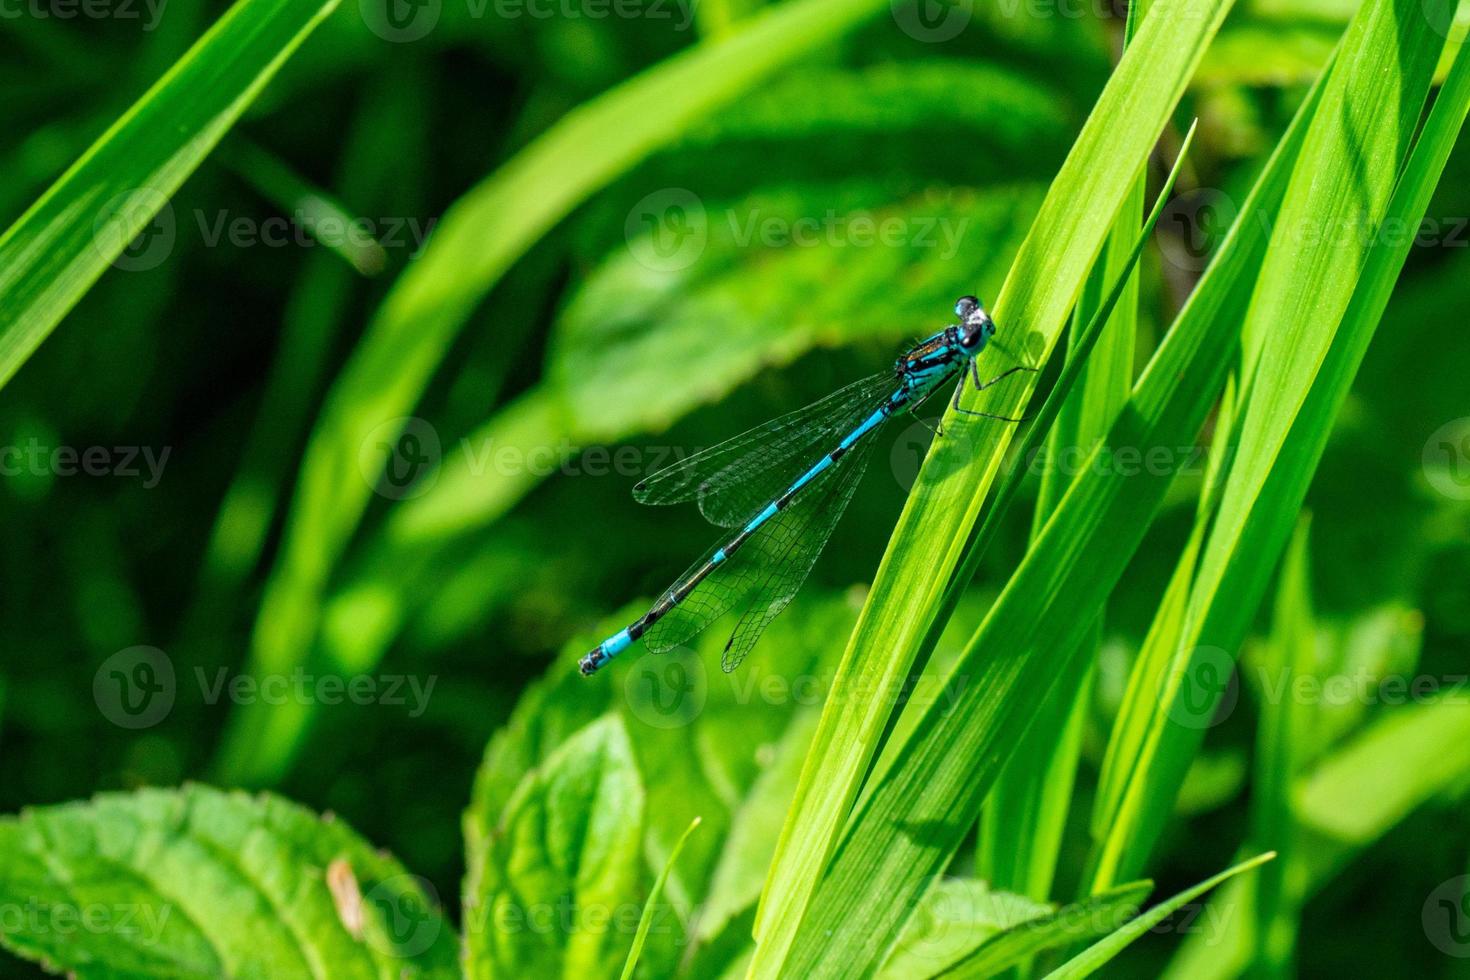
[0,785,457,979]
[463,715,646,980]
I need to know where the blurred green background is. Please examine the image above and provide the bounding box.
[2,0,1469,974]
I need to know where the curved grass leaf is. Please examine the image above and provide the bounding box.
[621,816,702,980]
[213,0,896,786]
[930,881,1156,980]
[0,0,341,389]
[0,785,458,978]
[1042,853,1275,980]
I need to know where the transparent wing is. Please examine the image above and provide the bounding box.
[720,439,872,672]
[634,371,896,528]
[643,436,877,658]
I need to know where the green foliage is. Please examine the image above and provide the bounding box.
[3,0,1469,973]
[0,786,458,977]
[0,0,341,387]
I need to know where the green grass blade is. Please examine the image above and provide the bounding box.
[1250,518,1315,976]
[1082,55,1334,886]
[0,0,340,389]
[1093,0,1460,884]
[978,6,1149,906]
[212,0,892,785]
[621,816,702,980]
[1042,853,1275,980]
[753,0,1237,966]
[934,882,1155,980]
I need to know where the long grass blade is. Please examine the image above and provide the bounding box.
[0,0,340,388]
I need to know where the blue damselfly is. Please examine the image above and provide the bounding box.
[579,295,1034,676]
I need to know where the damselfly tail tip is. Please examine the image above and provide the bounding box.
[578,647,605,676]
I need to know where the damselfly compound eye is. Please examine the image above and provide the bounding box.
[954,295,980,319]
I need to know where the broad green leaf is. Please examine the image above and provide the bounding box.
[0,0,340,389]
[0,785,457,978]
[463,716,646,979]
[551,187,1042,441]
[1096,0,1459,884]
[754,0,1237,970]
[1043,853,1274,980]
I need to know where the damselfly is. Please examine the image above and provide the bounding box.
[578,295,1035,676]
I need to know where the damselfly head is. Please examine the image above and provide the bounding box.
[954,295,996,349]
